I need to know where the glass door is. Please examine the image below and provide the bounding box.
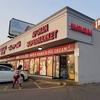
[53,55,60,78]
[59,55,68,79]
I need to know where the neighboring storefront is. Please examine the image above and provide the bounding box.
[0,7,100,84]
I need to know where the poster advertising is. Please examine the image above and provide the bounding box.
[55,56,60,78]
[40,57,46,75]
[67,54,75,80]
[23,59,30,71]
[34,58,39,75]
[47,56,53,76]
[29,59,34,74]
[17,60,23,69]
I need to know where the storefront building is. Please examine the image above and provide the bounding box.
[0,7,100,84]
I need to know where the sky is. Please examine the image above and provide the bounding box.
[0,0,100,45]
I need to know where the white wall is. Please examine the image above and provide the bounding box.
[78,29,100,83]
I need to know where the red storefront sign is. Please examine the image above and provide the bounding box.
[4,43,75,61]
[32,24,49,38]
[30,43,75,57]
[0,46,7,55]
[27,24,58,47]
[16,54,30,60]
[70,23,92,36]
[27,30,58,47]
[8,41,21,51]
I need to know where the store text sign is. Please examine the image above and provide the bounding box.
[32,24,49,38]
[0,41,21,55]
[8,41,21,51]
[70,23,92,36]
[30,43,75,57]
[0,46,7,55]
[5,43,75,60]
[27,24,58,47]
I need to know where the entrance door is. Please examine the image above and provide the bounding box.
[59,55,68,79]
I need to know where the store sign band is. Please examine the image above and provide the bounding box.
[5,43,75,61]
[0,23,92,56]
[30,43,75,57]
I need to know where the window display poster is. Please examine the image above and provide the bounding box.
[67,54,75,80]
[30,59,34,74]
[23,59,30,71]
[34,58,39,75]
[52,56,56,77]
[17,60,20,68]
[17,60,23,69]
[40,57,46,75]
[55,56,60,78]
[47,56,53,76]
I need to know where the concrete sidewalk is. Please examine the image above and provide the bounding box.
[29,75,78,86]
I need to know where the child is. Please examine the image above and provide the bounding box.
[12,65,22,88]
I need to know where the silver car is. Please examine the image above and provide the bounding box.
[0,65,28,82]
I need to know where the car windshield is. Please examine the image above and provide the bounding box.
[0,65,11,71]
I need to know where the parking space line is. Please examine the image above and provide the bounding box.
[33,82,42,89]
[0,85,65,93]
[40,86,64,90]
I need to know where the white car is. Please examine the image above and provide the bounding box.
[0,65,28,82]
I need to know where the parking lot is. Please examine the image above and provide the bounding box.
[0,80,100,100]
[0,78,61,91]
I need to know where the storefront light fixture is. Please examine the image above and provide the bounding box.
[38,47,42,50]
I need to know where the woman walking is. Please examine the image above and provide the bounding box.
[12,65,23,89]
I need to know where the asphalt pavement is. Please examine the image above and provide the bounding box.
[0,78,60,91]
[0,79,100,100]
[0,83,100,100]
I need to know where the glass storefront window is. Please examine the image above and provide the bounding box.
[67,54,75,80]
[17,60,24,69]
[17,60,20,68]
[8,61,17,69]
[40,57,46,76]
[53,55,60,78]
[47,56,53,76]
[55,56,60,78]
[23,59,30,71]
[34,58,40,75]
[30,59,34,74]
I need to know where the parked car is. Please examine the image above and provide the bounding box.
[0,65,28,83]
[0,63,13,68]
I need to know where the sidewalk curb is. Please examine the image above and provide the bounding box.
[36,80,61,85]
